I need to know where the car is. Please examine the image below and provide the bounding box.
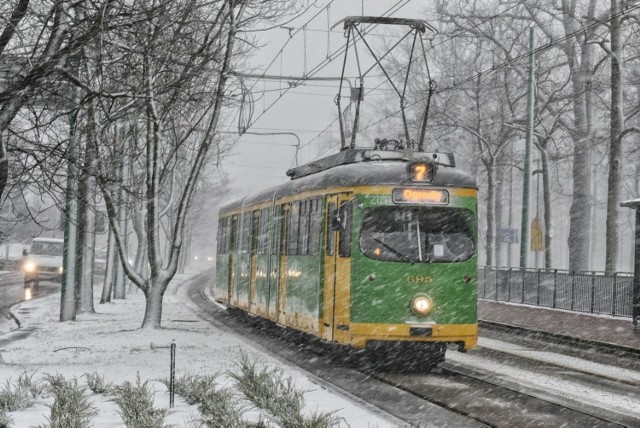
[22,237,64,290]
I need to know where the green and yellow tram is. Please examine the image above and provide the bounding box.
[215,143,478,368]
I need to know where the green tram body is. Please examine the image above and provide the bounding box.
[215,149,478,358]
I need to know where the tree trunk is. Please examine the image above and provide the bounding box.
[485,164,496,266]
[564,0,596,273]
[568,139,591,272]
[605,0,623,274]
[77,81,100,313]
[141,281,167,329]
[0,133,7,203]
[75,144,88,312]
[78,202,96,313]
[539,148,553,269]
[100,230,115,303]
[494,152,508,267]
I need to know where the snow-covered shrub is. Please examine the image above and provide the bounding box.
[0,407,13,428]
[43,375,98,428]
[110,373,169,428]
[197,386,247,428]
[230,351,342,428]
[16,371,44,398]
[0,378,35,412]
[84,371,113,394]
[158,373,248,427]
[158,373,218,405]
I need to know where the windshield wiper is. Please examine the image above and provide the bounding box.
[370,235,413,263]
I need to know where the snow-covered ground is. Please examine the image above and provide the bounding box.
[0,272,398,427]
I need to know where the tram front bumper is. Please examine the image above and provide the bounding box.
[347,323,478,350]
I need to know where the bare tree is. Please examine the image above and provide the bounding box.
[0,0,119,202]
[82,0,297,328]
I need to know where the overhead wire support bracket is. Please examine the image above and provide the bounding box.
[333,16,437,152]
[332,16,436,34]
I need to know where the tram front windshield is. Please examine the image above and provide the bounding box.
[360,207,474,263]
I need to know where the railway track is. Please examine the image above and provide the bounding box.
[183,275,640,427]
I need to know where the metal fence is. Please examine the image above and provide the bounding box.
[478,267,634,318]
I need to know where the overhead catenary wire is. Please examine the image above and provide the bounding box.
[225,2,640,179]
[240,0,529,160]
[359,1,640,134]
[359,0,530,113]
[243,0,412,132]
[223,0,413,171]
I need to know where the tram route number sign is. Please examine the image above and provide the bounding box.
[497,228,519,244]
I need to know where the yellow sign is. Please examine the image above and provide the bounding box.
[409,163,433,182]
[530,216,544,252]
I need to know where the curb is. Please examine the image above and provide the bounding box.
[478,319,640,359]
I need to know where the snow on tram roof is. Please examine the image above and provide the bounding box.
[219,148,476,214]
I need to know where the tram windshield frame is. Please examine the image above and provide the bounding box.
[359,207,475,263]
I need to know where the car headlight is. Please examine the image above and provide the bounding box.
[23,261,36,273]
[411,294,433,316]
[59,266,64,274]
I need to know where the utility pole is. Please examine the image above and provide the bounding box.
[519,27,534,269]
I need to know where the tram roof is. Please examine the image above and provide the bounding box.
[219,148,477,213]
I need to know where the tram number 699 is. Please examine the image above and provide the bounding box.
[406,275,433,284]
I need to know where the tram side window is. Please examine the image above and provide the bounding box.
[257,208,270,255]
[222,218,229,253]
[309,198,322,256]
[251,211,260,254]
[230,215,238,253]
[217,218,228,253]
[270,206,282,256]
[240,212,252,254]
[326,202,336,256]
[299,200,310,255]
[287,202,300,255]
[338,201,352,257]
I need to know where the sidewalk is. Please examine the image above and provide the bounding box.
[478,299,640,351]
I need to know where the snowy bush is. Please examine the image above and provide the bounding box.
[196,386,248,428]
[159,373,249,427]
[84,372,113,395]
[110,373,169,428]
[231,351,342,428]
[16,371,44,398]
[43,374,98,428]
[0,407,13,428]
[158,373,219,405]
[0,378,35,412]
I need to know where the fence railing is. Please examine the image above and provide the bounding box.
[478,267,634,318]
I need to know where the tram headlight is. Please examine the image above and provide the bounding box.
[23,261,36,273]
[411,294,433,316]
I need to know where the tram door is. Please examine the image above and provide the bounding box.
[322,193,352,343]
